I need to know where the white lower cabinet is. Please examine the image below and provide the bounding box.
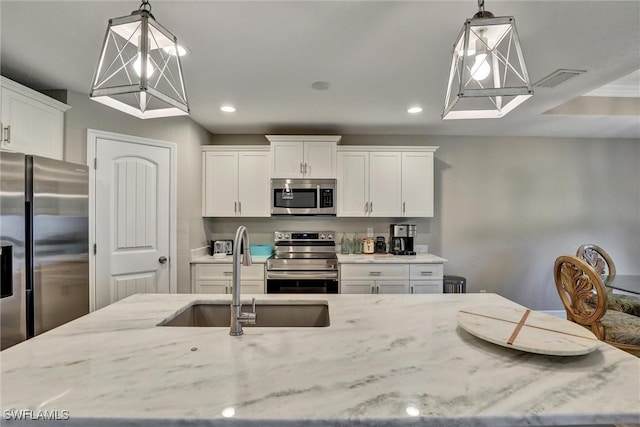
[341,263,443,294]
[192,264,265,294]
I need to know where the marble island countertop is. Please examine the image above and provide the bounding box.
[1,293,639,427]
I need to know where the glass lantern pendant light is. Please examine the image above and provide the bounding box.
[89,0,189,119]
[442,0,533,120]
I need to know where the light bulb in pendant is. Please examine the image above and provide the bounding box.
[470,32,490,81]
[133,54,154,77]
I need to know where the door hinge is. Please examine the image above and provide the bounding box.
[93,244,97,255]
[94,158,97,169]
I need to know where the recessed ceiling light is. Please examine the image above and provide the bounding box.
[311,81,331,91]
[407,107,423,114]
[220,106,236,113]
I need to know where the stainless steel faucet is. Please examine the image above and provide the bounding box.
[230,225,256,336]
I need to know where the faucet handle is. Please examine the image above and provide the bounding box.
[239,298,257,325]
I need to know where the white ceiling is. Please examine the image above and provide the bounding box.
[1,0,639,139]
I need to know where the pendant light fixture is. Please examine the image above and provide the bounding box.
[89,0,189,119]
[442,0,533,120]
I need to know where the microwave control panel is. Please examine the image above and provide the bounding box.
[320,189,334,208]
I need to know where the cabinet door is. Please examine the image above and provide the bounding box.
[238,151,270,217]
[195,281,230,294]
[337,151,369,217]
[402,152,434,217]
[240,281,265,294]
[341,281,375,294]
[376,281,409,294]
[303,141,336,178]
[410,281,442,294]
[368,152,402,217]
[271,141,304,178]
[1,86,65,160]
[202,152,239,216]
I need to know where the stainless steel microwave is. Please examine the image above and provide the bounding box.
[271,178,336,216]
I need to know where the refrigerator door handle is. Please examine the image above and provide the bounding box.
[0,244,13,298]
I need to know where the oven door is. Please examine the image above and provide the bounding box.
[266,271,339,294]
[271,179,336,216]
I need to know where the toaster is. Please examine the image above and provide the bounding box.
[210,240,233,256]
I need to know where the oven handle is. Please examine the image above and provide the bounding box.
[267,271,338,280]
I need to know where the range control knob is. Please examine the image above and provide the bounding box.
[276,232,283,240]
[327,233,333,241]
[284,233,291,240]
[319,234,326,240]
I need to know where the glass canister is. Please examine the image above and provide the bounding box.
[353,233,362,254]
[363,237,375,254]
[340,233,351,254]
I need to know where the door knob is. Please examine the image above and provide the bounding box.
[159,256,168,264]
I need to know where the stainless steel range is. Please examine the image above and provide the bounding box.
[266,231,338,293]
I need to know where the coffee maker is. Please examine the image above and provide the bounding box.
[389,224,416,255]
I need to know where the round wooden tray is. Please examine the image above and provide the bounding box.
[457,305,599,356]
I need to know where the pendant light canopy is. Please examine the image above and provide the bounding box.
[90,0,189,119]
[442,0,533,120]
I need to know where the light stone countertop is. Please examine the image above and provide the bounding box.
[337,253,447,264]
[191,254,448,264]
[191,255,270,264]
[1,293,639,427]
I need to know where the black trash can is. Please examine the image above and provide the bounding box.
[443,275,466,293]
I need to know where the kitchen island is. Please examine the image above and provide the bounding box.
[1,293,638,426]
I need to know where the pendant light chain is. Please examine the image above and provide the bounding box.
[139,0,152,12]
[477,0,485,14]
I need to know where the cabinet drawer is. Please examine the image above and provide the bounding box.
[194,280,229,294]
[341,264,408,280]
[195,264,264,280]
[410,280,443,294]
[409,264,443,280]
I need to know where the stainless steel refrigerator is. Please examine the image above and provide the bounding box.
[1,151,89,351]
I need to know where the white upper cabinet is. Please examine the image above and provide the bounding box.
[1,77,70,160]
[202,146,270,217]
[368,152,402,217]
[266,135,340,178]
[337,146,438,218]
[401,152,434,217]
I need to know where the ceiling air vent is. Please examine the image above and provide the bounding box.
[534,69,586,88]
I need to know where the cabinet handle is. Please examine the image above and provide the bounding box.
[364,202,368,214]
[403,201,406,214]
[300,162,304,174]
[411,285,414,294]
[304,163,308,174]
[234,201,237,214]
[238,201,241,215]
[369,271,382,276]
[420,271,433,276]
[371,286,375,294]
[370,202,373,213]
[2,125,10,144]
[223,271,233,276]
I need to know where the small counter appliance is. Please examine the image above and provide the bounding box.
[375,236,387,254]
[390,224,416,255]
[210,240,233,256]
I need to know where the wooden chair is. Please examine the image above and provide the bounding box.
[576,244,640,316]
[554,255,640,356]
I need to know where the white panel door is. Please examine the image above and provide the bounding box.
[402,152,434,217]
[238,151,270,217]
[337,151,369,217]
[368,152,402,217]
[271,141,304,178]
[95,137,171,309]
[304,141,336,178]
[203,152,239,216]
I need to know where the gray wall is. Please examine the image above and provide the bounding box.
[205,134,640,310]
[64,90,209,293]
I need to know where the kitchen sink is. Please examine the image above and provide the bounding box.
[158,300,330,327]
